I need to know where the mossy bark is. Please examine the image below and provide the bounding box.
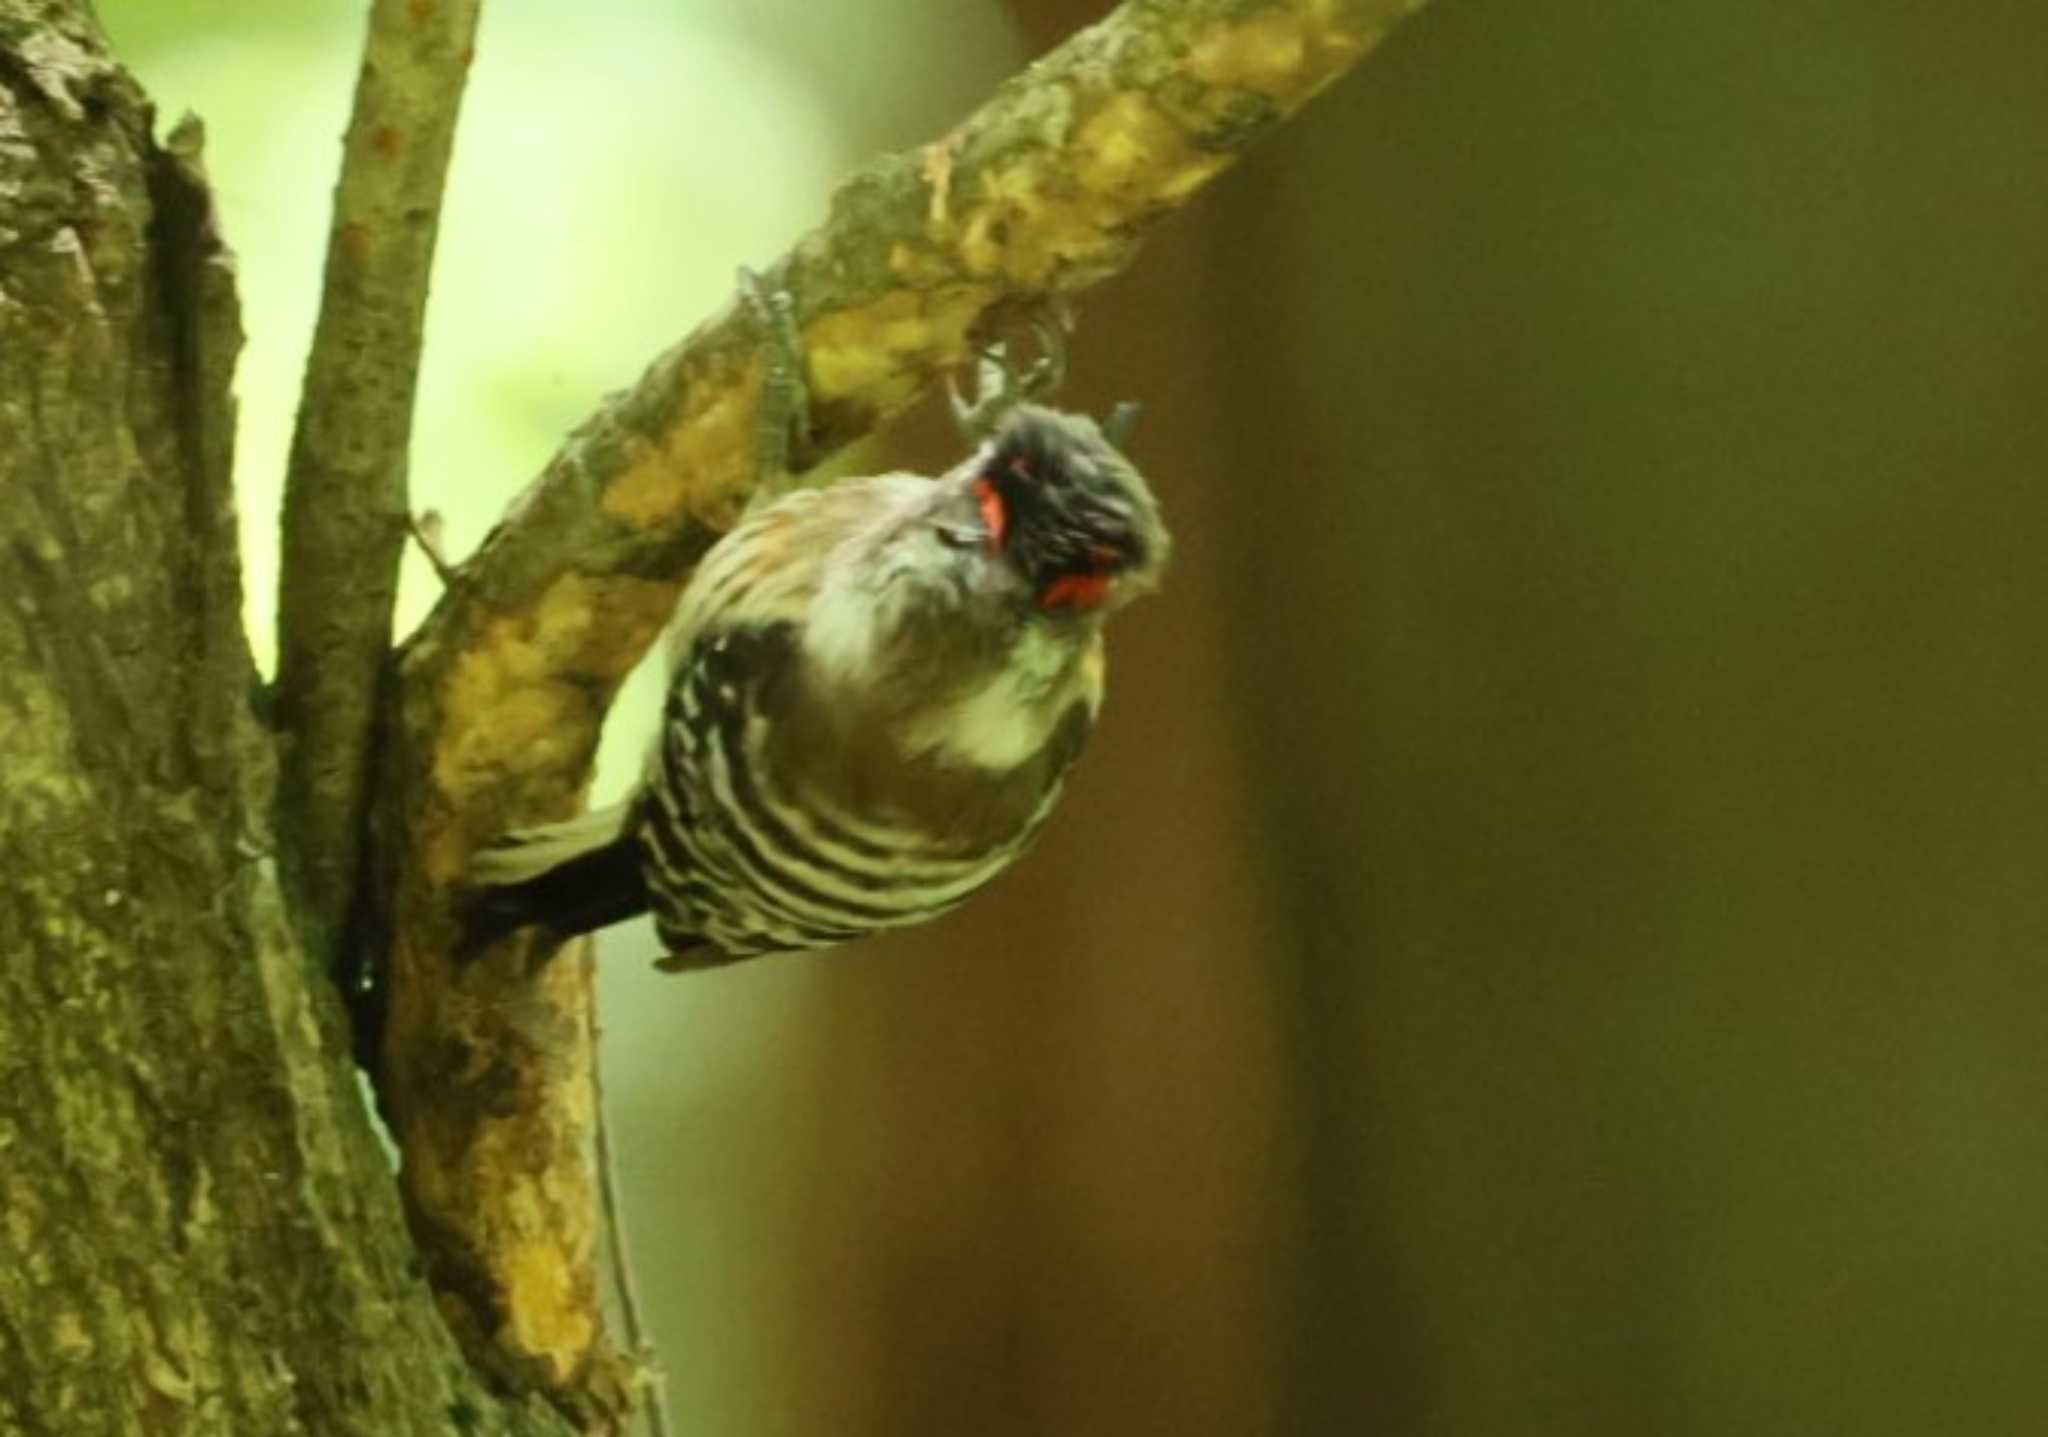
[0,6,571,1432]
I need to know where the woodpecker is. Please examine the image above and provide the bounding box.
[465,296,1169,969]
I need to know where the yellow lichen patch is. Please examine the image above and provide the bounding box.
[1189,6,1377,109]
[1187,11,1310,96]
[805,288,970,405]
[1296,20,1376,103]
[804,288,923,390]
[655,362,761,529]
[961,187,1126,287]
[889,238,965,290]
[602,434,688,529]
[425,575,674,849]
[958,203,1017,278]
[1073,93,1195,200]
[946,143,1147,285]
[1157,150,1233,202]
[402,1057,598,1363]
[433,670,585,801]
[434,576,645,802]
[502,1233,596,1376]
[464,1097,601,1375]
[519,577,605,670]
[439,569,674,734]
[605,363,756,530]
[956,156,1048,277]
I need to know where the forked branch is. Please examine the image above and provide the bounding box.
[351,0,1434,1426]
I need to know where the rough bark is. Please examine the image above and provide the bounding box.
[0,6,565,1432]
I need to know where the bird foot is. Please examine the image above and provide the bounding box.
[737,265,811,485]
[948,303,1072,442]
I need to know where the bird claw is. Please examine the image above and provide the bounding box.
[738,265,810,485]
[948,306,1071,442]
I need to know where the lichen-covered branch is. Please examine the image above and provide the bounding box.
[275,0,482,954]
[366,0,1433,1418]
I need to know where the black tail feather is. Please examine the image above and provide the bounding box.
[459,822,650,960]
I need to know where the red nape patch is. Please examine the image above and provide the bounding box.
[975,476,1008,548]
[1038,572,1112,610]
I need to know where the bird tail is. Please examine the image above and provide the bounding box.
[460,800,650,953]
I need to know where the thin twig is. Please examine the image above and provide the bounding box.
[409,508,459,587]
[589,997,672,1437]
[275,0,482,951]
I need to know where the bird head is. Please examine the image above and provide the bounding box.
[949,404,1170,617]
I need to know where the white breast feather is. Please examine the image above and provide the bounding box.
[912,625,1075,770]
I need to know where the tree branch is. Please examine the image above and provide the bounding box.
[275,0,482,952]
[368,0,1433,1420]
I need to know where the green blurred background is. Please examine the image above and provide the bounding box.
[101,1,2048,1433]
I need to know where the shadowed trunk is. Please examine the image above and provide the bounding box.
[0,8,567,1432]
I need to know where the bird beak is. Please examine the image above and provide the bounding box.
[934,521,988,550]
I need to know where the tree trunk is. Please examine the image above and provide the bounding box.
[0,8,564,1432]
